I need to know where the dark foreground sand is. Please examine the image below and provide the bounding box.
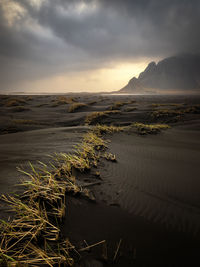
[0,94,200,266]
[95,124,200,236]
[0,126,89,221]
[64,124,200,266]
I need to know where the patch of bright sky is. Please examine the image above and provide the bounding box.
[1,0,26,27]
[0,0,157,93]
[13,60,150,93]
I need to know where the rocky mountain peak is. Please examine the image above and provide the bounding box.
[119,54,200,93]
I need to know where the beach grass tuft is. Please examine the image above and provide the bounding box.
[130,122,170,135]
[151,103,184,108]
[103,152,117,162]
[52,96,77,107]
[109,101,127,110]
[5,98,27,107]
[11,106,30,112]
[68,102,87,112]
[152,105,200,120]
[152,109,183,119]
[92,124,125,135]
[85,110,120,125]
[0,123,124,265]
[0,158,81,265]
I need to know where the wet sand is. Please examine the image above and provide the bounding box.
[0,94,200,266]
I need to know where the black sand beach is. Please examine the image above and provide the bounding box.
[0,94,200,266]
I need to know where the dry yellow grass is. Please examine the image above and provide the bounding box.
[151,103,184,108]
[130,122,170,135]
[109,101,127,110]
[103,152,117,162]
[152,109,182,118]
[52,96,77,107]
[5,98,27,107]
[0,123,125,265]
[68,102,87,112]
[92,124,125,135]
[85,110,120,125]
[152,105,200,119]
[11,106,29,112]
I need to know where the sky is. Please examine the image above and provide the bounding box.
[0,0,200,93]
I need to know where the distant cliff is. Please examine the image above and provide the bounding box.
[119,54,200,93]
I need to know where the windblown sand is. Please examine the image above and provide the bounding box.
[0,94,200,266]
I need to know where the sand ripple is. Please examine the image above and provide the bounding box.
[96,128,200,237]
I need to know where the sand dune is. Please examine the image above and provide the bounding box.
[93,126,200,237]
[0,94,200,266]
[0,126,89,200]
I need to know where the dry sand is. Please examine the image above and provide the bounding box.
[64,123,200,266]
[0,126,89,220]
[94,124,200,236]
[1,94,200,134]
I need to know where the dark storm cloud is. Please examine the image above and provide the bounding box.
[0,0,200,90]
[25,0,200,56]
[101,0,200,54]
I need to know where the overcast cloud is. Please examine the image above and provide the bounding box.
[0,0,200,92]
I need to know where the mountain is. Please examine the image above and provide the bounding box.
[119,54,200,93]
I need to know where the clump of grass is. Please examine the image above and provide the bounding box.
[0,159,80,266]
[183,105,200,114]
[11,119,38,125]
[5,98,27,107]
[55,129,117,174]
[103,152,117,162]
[151,103,184,108]
[56,153,91,172]
[18,162,68,220]
[54,131,109,183]
[109,101,127,110]
[52,96,76,107]
[75,141,97,161]
[84,132,108,150]
[0,124,124,265]
[93,124,124,135]
[130,122,170,135]
[11,106,29,112]
[68,102,87,112]
[85,110,120,125]
[151,109,183,119]
[95,171,101,178]
[152,105,200,120]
